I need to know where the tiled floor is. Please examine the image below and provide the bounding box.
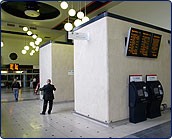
[1,88,171,138]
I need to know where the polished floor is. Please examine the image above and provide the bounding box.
[1,88,171,138]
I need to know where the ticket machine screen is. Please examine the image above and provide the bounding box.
[138,89,144,97]
[154,88,159,95]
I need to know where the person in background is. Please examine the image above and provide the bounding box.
[39,79,56,115]
[34,82,40,95]
[6,81,10,89]
[30,78,33,88]
[32,77,37,89]
[11,78,21,101]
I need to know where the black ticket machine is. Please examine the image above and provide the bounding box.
[129,75,149,123]
[146,75,163,118]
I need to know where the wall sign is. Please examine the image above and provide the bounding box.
[68,70,74,76]
[146,74,158,81]
[68,32,89,40]
[129,75,143,82]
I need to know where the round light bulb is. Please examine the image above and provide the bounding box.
[36,37,42,42]
[27,31,32,35]
[1,41,4,47]
[32,45,36,49]
[30,53,33,56]
[32,34,37,39]
[74,19,82,27]
[77,11,84,19]
[60,1,68,9]
[35,41,40,45]
[23,27,28,32]
[31,50,35,53]
[68,9,76,17]
[22,49,27,54]
[82,16,89,23]
[24,45,29,50]
[64,22,73,32]
[35,46,39,51]
[29,42,34,47]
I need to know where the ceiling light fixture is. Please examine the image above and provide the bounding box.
[31,50,35,53]
[35,46,39,52]
[27,30,32,35]
[77,2,84,19]
[1,41,4,47]
[25,10,40,17]
[68,2,76,17]
[32,45,36,49]
[68,9,76,17]
[32,34,37,39]
[22,49,27,54]
[36,37,42,42]
[30,53,33,56]
[82,1,89,23]
[24,2,40,17]
[74,19,82,27]
[60,1,68,9]
[77,11,84,19]
[35,40,40,45]
[24,45,30,50]
[23,26,28,31]
[29,41,35,47]
[64,22,73,32]
[64,6,73,32]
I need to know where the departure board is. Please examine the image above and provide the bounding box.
[126,28,162,58]
[9,63,19,70]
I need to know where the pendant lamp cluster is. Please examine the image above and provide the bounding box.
[21,26,43,56]
[60,1,90,32]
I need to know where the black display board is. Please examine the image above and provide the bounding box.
[126,27,162,58]
[9,63,19,71]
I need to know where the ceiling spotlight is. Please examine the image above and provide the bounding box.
[64,22,73,32]
[82,16,89,23]
[60,1,68,9]
[23,27,28,32]
[24,45,29,50]
[77,11,84,19]
[24,2,40,17]
[22,49,27,54]
[27,31,32,35]
[25,10,40,17]
[74,19,82,27]
[32,34,37,39]
[68,9,76,17]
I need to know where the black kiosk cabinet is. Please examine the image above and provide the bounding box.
[146,75,163,118]
[129,75,149,123]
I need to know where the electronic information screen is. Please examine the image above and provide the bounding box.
[126,27,162,58]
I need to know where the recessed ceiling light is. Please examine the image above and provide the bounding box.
[24,10,40,17]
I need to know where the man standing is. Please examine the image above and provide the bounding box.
[11,78,21,101]
[40,79,56,115]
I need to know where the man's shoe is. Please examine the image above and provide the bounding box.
[48,112,51,115]
[40,113,45,115]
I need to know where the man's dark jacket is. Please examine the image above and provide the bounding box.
[40,83,56,100]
